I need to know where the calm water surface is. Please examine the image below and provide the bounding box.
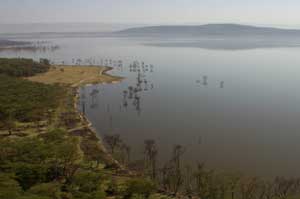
[1,35,300,177]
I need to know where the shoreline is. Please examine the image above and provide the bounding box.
[72,74,125,169]
[26,65,124,86]
[27,64,127,170]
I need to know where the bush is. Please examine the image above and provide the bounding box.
[106,179,128,196]
[15,163,48,190]
[68,170,106,199]
[28,182,62,199]
[125,178,156,198]
[0,58,49,77]
[72,170,105,192]
[148,194,173,199]
[0,129,82,190]
[0,174,22,199]
[0,74,64,126]
[130,194,146,199]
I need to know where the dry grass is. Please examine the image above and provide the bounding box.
[26,65,123,86]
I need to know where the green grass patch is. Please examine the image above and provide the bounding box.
[0,75,64,129]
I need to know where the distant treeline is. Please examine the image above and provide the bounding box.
[0,40,31,47]
[0,58,50,77]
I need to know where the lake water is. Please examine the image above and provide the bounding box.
[1,30,300,177]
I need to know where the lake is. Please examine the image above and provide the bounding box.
[1,30,300,177]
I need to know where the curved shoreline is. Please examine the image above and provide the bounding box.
[27,64,127,170]
[72,67,126,170]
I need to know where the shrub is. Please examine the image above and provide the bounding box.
[69,170,106,199]
[28,182,62,199]
[0,174,22,199]
[125,178,156,198]
[0,58,49,77]
[0,74,64,125]
[130,194,146,199]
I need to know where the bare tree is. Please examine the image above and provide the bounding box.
[104,134,122,154]
[194,163,215,199]
[144,139,158,180]
[171,144,185,195]
[120,143,131,165]
[264,181,275,199]
[274,177,298,199]
[227,173,241,199]
[159,163,173,192]
[239,177,260,199]
[183,165,194,198]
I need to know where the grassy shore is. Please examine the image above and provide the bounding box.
[0,65,123,136]
[26,65,123,86]
[27,65,124,165]
[1,61,170,199]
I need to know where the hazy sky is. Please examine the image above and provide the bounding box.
[1,0,300,26]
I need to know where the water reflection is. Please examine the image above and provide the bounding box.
[4,33,300,177]
[0,42,60,53]
[202,75,208,86]
[122,61,155,116]
[145,37,300,50]
[46,57,126,69]
[79,57,232,135]
[89,89,99,108]
[220,81,224,88]
[80,87,86,115]
[78,59,156,134]
[195,76,225,88]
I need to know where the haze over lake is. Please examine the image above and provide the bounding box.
[2,23,300,177]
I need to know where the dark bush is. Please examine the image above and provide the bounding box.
[125,178,156,198]
[0,58,49,77]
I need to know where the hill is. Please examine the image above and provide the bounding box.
[115,24,300,37]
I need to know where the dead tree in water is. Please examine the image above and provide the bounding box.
[171,144,185,195]
[104,134,122,154]
[160,164,173,191]
[144,139,158,180]
[195,164,227,199]
[228,173,241,199]
[195,163,207,198]
[184,165,194,198]
[158,145,186,195]
[239,177,260,199]
[261,181,276,199]
[120,143,131,165]
[273,177,298,199]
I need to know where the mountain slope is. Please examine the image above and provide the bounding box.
[115,24,300,37]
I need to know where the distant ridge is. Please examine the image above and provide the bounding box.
[115,24,300,37]
[0,39,31,47]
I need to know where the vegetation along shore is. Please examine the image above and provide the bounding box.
[2,57,300,199]
[0,58,165,199]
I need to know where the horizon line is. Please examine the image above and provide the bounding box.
[1,21,300,28]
